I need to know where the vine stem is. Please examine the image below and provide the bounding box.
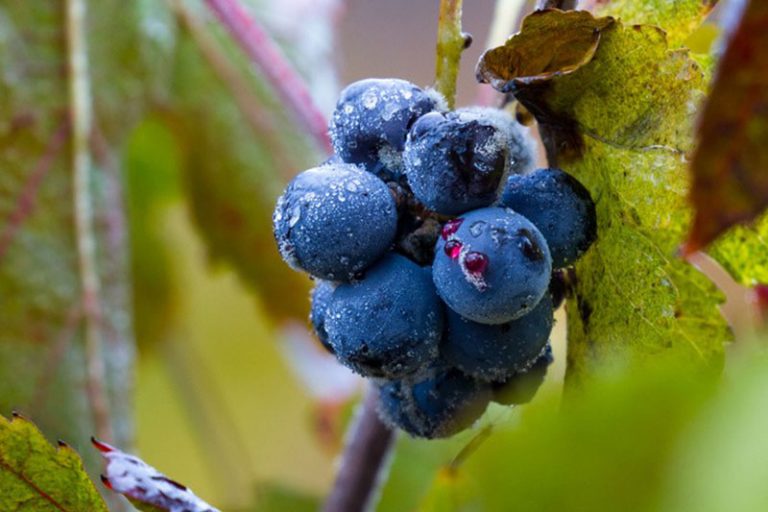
[65,0,112,443]
[203,0,333,154]
[435,0,465,109]
[323,386,397,512]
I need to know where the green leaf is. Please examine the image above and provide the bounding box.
[416,360,717,512]
[594,0,718,47]
[709,213,768,285]
[686,0,768,252]
[477,9,729,381]
[0,414,108,511]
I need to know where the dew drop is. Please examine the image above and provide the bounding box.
[289,205,301,227]
[343,103,354,114]
[444,240,462,260]
[362,90,379,110]
[441,218,464,240]
[464,252,489,275]
[469,221,486,238]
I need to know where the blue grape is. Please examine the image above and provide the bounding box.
[329,78,442,180]
[492,344,553,406]
[499,168,597,268]
[325,254,443,378]
[433,207,552,324]
[309,280,336,354]
[443,293,554,382]
[376,367,491,439]
[377,379,421,434]
[403,107,533,214]
[273,163,397,281]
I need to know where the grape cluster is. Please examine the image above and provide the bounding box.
[273,78,597,439]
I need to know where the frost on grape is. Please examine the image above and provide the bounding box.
[93,438,219,512]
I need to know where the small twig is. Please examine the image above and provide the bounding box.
[65,0,112,443]
[0,120,69,263]
[167,0,301,178]
[448,424,494,472]
[435,0,466,109]
[203,0,333,154]
[323,387,396,512]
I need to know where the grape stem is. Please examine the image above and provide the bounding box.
[203,0,333,154]
[323,386,396,512]
[435,0,466,109]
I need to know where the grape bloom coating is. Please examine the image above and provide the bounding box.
[273,77,597,439]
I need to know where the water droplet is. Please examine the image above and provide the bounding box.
[346,180,358,192]
[289,205,301,227]
[362,90,378,110]
[469,221,486,238]
[441,218,464,240]
[343,102,354,114]
[464,252,489,275]
[444,240,462,260]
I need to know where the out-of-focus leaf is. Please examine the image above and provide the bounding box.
[710,213,768,285]
[245,482,320,512]
[93,438,220,512]
[0,414,108,511]
[377,422,490,512]
[417,360,716,512]
[417,468,480,512]
[660,352,768,512]
[594,0,718,47]
[168,9,316,322]
[124,117,183,351]
[686,0,768,252]
[0,1,172,473]
[477,9,729,381]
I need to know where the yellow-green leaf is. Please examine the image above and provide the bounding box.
[477,9,729,380]
[0,414,108,511]
[595,0,718,47]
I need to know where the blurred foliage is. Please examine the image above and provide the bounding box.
[686,0,768,252]
[0,0,173,471]
[408,348,768,512]
[169,1,317,325]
